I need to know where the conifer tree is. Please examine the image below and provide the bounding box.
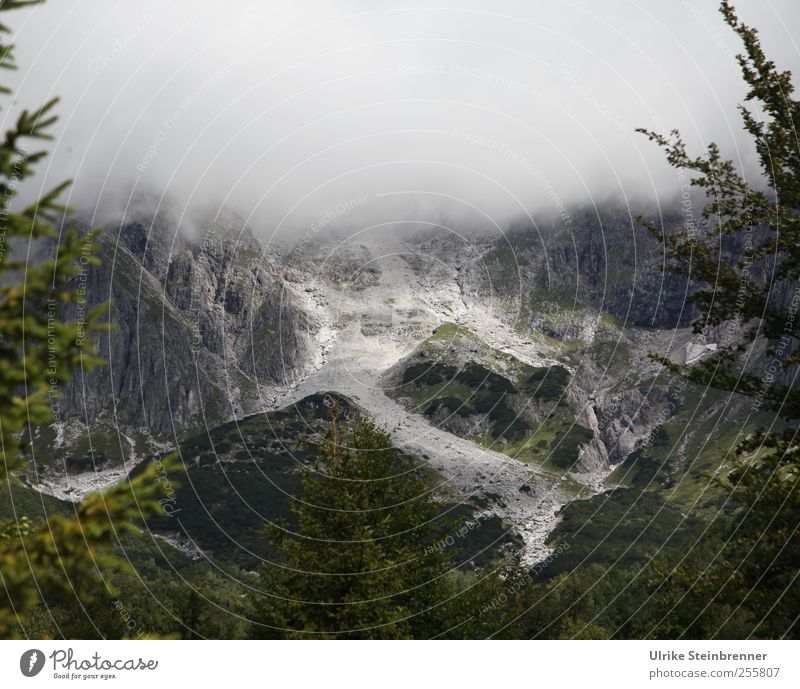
[638,1,800,638]
[0,0,174,639]
[252,404,459,639]
[638,0,800,416]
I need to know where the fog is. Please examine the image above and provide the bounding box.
[6,0,800,239]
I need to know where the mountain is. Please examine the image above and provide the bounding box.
[27,198,754,565]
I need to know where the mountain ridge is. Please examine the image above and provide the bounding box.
[26,199,737,564]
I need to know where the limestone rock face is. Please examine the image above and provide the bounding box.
[451,203,694,334]
[57,205,316,440]
[593,386,673,466]
[684,340,718,365]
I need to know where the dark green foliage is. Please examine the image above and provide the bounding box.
[137,393,452,569]
[137,394,348,568]
[6,0,799,642]
[0,481,71,523]
[441,504,522,569]
[425,395,467,416]
[522,365,570,401]
[401,362,457,385]
[0,0,180,640]
[405,361,533,441]
[632,1,800,638]
[616,426,675,489]
[25,533,252,639]
[539,489,702,579]
[486,401,532,442]
[717,428,800,637]
[457,362,515,393]
[619,447,671,489]
[639,1,800,419]
[1,459,180,638]
[397,357,590,464]
[549,425,594,469]
[251,409,461,639]
[147,454,302,568]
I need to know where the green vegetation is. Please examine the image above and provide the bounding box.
[135,392,513,571]
[427,321,481,342]
[523,365,570,401]
[639,1,800,417]
[547,424,595,469]
[250,408,486,638]
[0,0,176,639]
[540,488,703,579]
[0,482,71,523]
[392,341,592,469]
[586,338,631,377]
[140,393,344,567]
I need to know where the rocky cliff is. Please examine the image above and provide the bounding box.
[50,203,318,447]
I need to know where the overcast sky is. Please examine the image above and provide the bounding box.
[6,0,800,238]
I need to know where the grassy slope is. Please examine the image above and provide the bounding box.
[541,378,781,578]
[137,391,519,570]
[387,323,594,474]
[0,481,72,522]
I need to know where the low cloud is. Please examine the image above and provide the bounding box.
[6,0,800,241]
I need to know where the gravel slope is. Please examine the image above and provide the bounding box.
[272,240,572,564]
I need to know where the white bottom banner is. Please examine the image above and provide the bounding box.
[0,640,797,687]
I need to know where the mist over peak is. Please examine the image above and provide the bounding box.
[5,0,797,242]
